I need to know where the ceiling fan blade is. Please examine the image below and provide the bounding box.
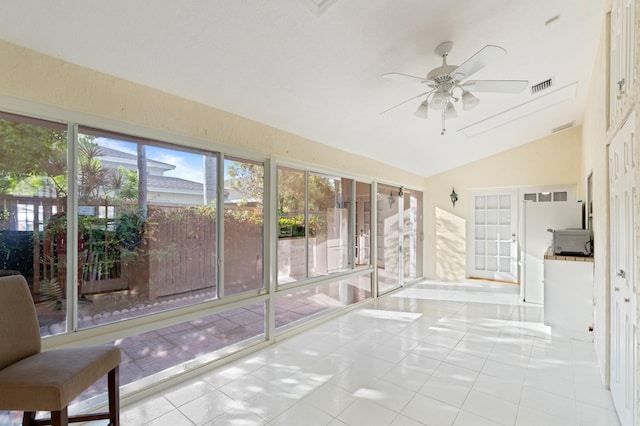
[450,45,506,80]
[379,91,431,115]
[460,80,529,93]
[382,72,432,84]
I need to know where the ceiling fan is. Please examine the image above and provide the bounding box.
[382,41,529,135]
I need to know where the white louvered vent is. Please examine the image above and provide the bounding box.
[552,121,575,133]
[531,78,553,94]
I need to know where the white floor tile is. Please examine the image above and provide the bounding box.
[337,399,399,426]
[382,362,431,393]
[303,382,356,417]
[269,400,334,426]
[481,358,527,382]
[147,409,195,426]
[453,410,503,426]
[575,401,621,426]
[462,390,518,425]
[163,378,217,407]
[355,379,415,413]
[524,369,575,399]
[418,371,474,408]
[120,394,176,425]
[390,414,426,426]
[444,349,487,372]
[329,366,380,394]
[408,342,451,361]
[204,407,267,426]
[519,385,577,422]
[178,389,239,425]
[574,382,617,410]
[472,373,523,404]
[401,394,458,426]
[114,280,622,426]
[327,420,350,426]
[245,390,299,422]
[515,405,577,426]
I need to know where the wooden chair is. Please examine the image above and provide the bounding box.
[0,275,121,425]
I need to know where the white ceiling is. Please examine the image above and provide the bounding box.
[0,0,605,178]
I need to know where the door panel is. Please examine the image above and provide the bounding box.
[471,190,518,282]
[610,116,637,426]
[376,184,401,294]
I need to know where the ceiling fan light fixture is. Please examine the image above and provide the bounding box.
[381,41,528,135]
[430,91,446,110]
[461,90,480,110]
[414,101,429,118]
[444,102,458,119]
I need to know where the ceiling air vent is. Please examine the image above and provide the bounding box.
[552,121,575,133]
[531,78,553,95]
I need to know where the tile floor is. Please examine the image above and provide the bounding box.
[117,280,620,425]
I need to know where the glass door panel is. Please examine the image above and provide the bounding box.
[376,184,401,294]
[470,190,517,282]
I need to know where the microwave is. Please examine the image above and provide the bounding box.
[552,229,592,256]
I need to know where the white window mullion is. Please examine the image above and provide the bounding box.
[265,157,277,343]
[217,154,225,299]
[67,123,79,332]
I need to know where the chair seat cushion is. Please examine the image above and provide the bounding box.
[0,345,121,411]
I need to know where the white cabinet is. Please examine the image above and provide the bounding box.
[543,257,594,337]
[610,0,636,125]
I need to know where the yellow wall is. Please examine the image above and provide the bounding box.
[0,39,425,190]
[423,127,582,280]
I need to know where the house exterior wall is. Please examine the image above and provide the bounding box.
[423,127,583,281]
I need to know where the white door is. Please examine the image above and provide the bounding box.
[610,116,637,426]
[470,190,518,282]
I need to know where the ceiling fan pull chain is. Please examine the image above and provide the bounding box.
[441,107,446,135]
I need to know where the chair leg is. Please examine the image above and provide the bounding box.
[108,365,120,426]
[51,407,68,426]
[22,411,36,426]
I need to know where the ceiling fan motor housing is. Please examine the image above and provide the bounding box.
[427,65,458,82]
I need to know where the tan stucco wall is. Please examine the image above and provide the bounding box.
[0,39,425,190]
[423,126,583,280]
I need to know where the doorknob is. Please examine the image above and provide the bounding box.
[624,298,630,303]
[617,269,626,278]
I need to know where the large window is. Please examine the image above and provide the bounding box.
[0,113,268,408]
[75,128,222,329]
[0,107,424,419]
[277,166,369,285]
[223,156,264,296]
[0,112,69,334]
[308,173,351,276]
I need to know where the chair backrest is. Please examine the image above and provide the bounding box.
[0,275,42,370]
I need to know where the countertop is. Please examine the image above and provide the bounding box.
[544,247,594,262]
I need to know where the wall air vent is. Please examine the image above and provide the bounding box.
[552,121,575,133]
[531,78,553,95]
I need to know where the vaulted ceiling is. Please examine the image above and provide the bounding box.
[0,0,604,177]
